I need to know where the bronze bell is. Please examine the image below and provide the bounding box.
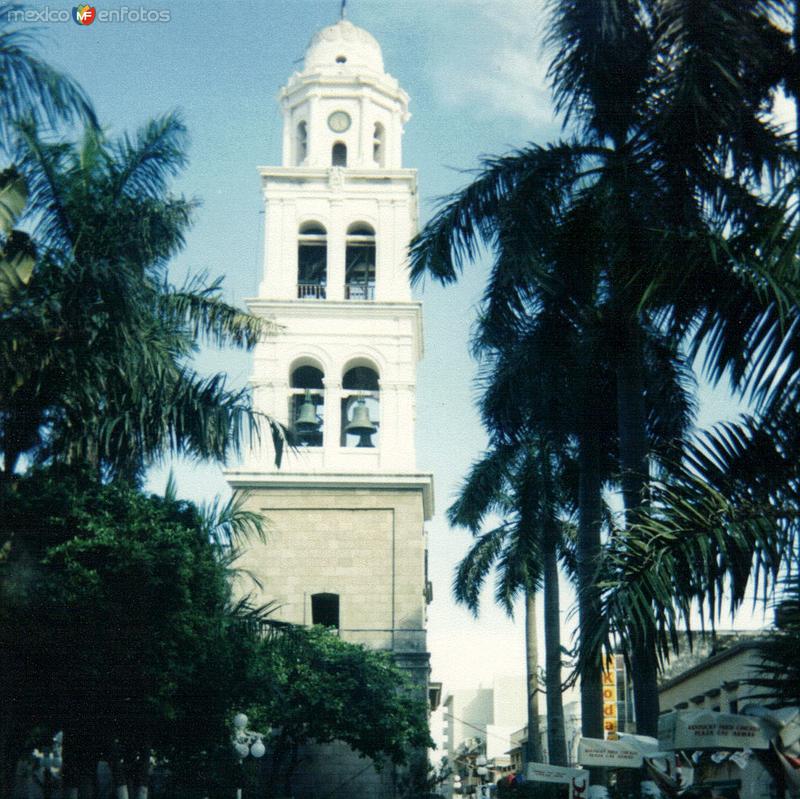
[344,398,376,447]
[294,390,321,438]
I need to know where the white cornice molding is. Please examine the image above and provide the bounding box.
[259,165,417,184]
[244,299,424,361]
[282,72,408,105]
[224,470,435,520]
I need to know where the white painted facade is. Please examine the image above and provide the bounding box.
[226,20,433,798]
[234,18,427,480]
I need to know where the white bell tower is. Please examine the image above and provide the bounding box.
[226,17,433,798]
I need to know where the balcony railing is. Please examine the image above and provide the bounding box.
[297,282,326,299]
[345,282,375,300]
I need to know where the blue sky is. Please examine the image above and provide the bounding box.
[24,0,762,700]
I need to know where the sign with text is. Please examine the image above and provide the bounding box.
[525,761,589,799]
[658,711,770,751]
[526,763,588,785]
[578,737,645,768]
[602,656,618,737]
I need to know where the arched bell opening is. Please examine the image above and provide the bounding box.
[297,221,327,299]
[345,223,375,300]
[290,363,324,447]
[340,365,379,448]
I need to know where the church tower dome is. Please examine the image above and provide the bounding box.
[303,19,385,74]
[279,16,408,172]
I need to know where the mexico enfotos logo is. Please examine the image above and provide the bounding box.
[7,5,171,23]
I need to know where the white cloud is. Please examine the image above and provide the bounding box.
[429,0,556,127]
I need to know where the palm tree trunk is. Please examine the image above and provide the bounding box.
[577,408,606,785]
[543,518,567,765]
[539,444,567,766]
[524,590,544,764]
[616,328,660,737]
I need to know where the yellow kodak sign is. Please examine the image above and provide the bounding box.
[602,656,618,737]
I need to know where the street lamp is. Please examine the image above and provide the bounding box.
[32,731,63,799]
[232,713,266,799]
[475,754,490,799]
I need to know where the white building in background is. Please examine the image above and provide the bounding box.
[443,677,528,762]
[226,15,434,799]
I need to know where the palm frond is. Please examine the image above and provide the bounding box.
[201,490,268,548]
[409,142,594,286]
[447,444,518,531]
[452,523,513,615]
[111,112,189,200]
[0,10,97,149]
[160,273,280,350]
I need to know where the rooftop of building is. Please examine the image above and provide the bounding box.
[658,630,768,691]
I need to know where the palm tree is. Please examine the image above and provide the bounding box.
[411,135,624,743]
[449,440,568,765]
[436,158,696,767]
[0,114,284,483]
[412,0,793,737]
[546,0,796,733]
[0,4,97,153]
[588,395,800,686]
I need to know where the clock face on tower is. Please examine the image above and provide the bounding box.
[327,111,351,133]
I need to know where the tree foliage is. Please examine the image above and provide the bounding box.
[752,571,800,707]
[0,115,284,483]
[0,467,267,793]
[410,0,800,739]
[0,467,431,797]
[0,5,97,153]
[244,625,432,796]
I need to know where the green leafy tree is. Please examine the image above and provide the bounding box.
[0,466,269,798]
[244,625,433,798]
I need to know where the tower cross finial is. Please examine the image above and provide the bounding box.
[340,0,346,19]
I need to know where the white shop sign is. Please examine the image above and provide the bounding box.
[659,711,771,751]
[525,761,589,799]
[578,737,646,768]
[525,763,588,785]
